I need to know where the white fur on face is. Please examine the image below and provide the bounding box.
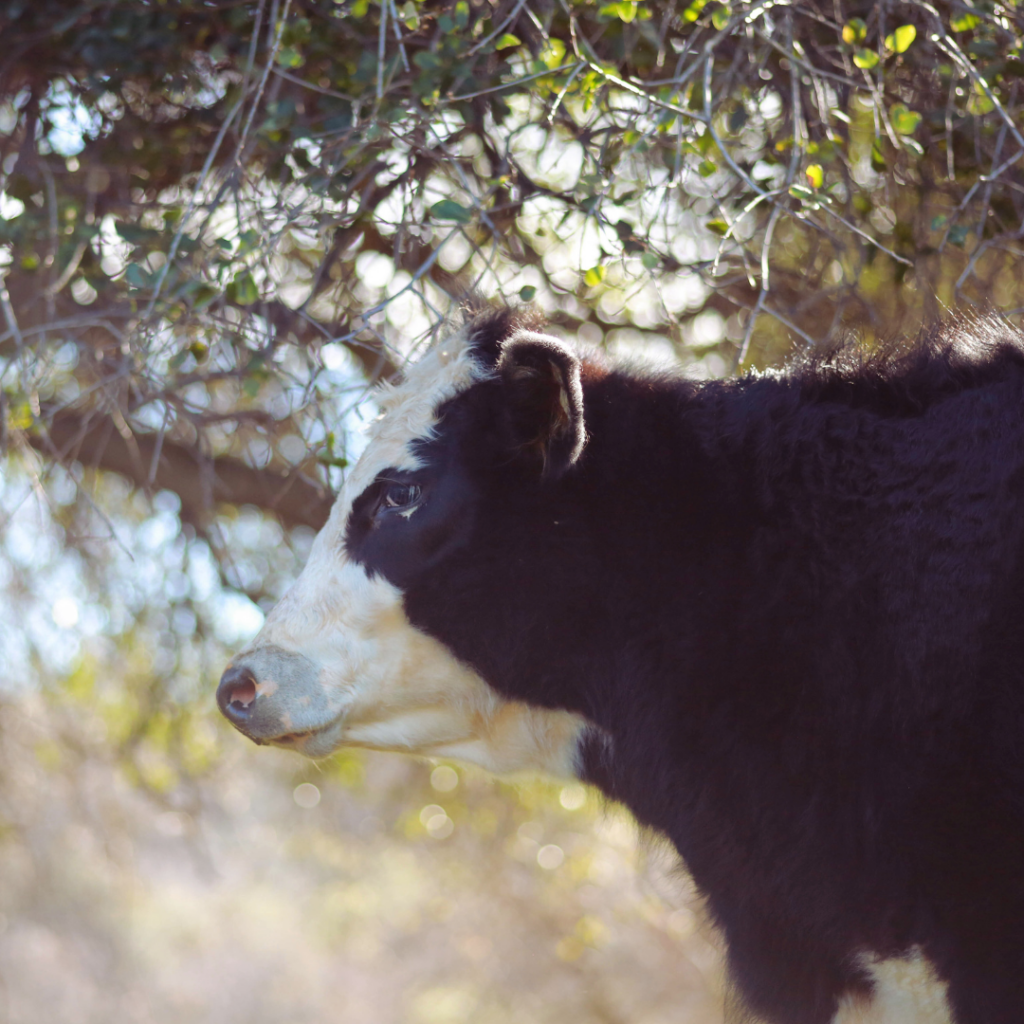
[230,324,588,777]
[831,952,952,1024]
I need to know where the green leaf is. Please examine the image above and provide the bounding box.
[788,184,814,200]
[931,215,949,231]
[495,33,521,49]
[189,285,219,311]
[705,219,729,236]
[518,285,537,301]
[842,18,867,44]
[233,272,258,305]
[275,46,305,69]
[584,265,606,287]
[853,48,879,69]
[681,0,709,23]
[6,400,33,431]
[948,224,970,247]
[125,263,148,287]
[806,163,824,189]
[887,24,916,53]
[237,229,260,256]
[711,4,731,29]
[890,104,922,136]
[400,2,419,28]
[871,139,886,171]
[641,251,661,269]
[950,12,981,31]
[539,37,566,69]
[413,50,441,71]
[697,159,717,177]
[599,0,639,22]
[430,199,473,223]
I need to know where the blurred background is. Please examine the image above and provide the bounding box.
[2,0,1024,1020]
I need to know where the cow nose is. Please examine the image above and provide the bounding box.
[217,664,258,725]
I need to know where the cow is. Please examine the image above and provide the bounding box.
[217,306,1024,1024]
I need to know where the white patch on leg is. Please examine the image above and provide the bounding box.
[833,951,952,1024]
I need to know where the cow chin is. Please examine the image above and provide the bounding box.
[220,561,589,778]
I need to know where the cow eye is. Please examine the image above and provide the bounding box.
[380,482,422,511]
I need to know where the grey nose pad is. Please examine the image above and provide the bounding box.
[217,664,258,726]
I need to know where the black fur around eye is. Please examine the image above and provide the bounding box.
[380,482,422,511]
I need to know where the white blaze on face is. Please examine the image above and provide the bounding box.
[231,323,588,777]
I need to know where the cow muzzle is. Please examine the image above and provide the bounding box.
[216,645,344,755]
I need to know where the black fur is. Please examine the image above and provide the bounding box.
[347,312,1024,1024]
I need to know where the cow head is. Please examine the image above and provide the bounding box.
[216,310,593,777]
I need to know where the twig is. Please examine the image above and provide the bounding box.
[467,0,529,57]
[389,0,410,72]
[447,61,586,103]
[376,0,388,102]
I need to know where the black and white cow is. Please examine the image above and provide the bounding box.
[218,307,1024,1024]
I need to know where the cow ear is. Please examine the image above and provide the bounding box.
[497,331,586,477]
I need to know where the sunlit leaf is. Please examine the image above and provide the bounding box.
[888,24,916,53]
[599,0,638,21]
[890,104,922,135]
[584,265,606,287]
[495,33,521,49]
[806,164,824,189]
[853,48,879,69]
[842,18,867,44]
[5,400,32,431]
[950,12,981,31]
[539,37,566,69]
[682,0,709,23]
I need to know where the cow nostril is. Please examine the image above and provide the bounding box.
[230,678,256,710]
[217,665,259,724]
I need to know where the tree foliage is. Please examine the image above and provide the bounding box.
[3,0,1024,537]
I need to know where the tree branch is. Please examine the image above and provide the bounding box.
[33,411,334,531]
